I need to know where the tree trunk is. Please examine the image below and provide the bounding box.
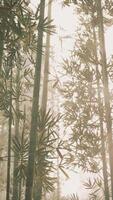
[41,0,52,112]
[25,1,45,200]
[97,0,113,198]
[92,24,109,199]
[56,156,60,200]
[0,31,4,70]
[0,19,5,70]
[12,63,20,200]
[33,178,42,200]
[18,180,22,200]
[6,68,13,200]
[37,2,52,198]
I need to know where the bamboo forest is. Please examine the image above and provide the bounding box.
[1,0,113,199]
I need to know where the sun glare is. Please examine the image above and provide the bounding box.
[61,174,81,196]
[61,172,88,199]
[105,25,113,57]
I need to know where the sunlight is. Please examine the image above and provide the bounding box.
[105,25,113,57]
[53,5,76,32]
[61,172,89,199]
[61,174,81,196]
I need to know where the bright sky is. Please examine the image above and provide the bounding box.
[105,25,113,57]
[61,171,90,199]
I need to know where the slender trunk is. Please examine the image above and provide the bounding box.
[41,0,52,112]
[6,68,12,200]
[34,2,52,199]
[25,1,45,200]
[18,180,22,200]
[56,156,60,200]
[0,31,4,70]
[12,65,20,200]
[33,180,42,200]
[96,63,109,200]
[0,20,5,70]
[19,126,25,200]
[92,22,109,200]
[33,155,42,200]
[97,0,113,198]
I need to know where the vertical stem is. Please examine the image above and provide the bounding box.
[41,0,52,112]
[0,32,4,70]
[6,67,12,200]
[18,180,22,200]
[12,62,20,200]
[92,19,109,199]
[57,156,60,200]
[39,2,52,199]
[97,0,113,198]
[0,19,5,71]
[25,1,45,200]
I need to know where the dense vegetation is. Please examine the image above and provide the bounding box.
[0,0,113,200]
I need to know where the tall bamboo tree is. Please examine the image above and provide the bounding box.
[97,0,113,198]
[92,17,109,199]
[33,2,53,199]
[6,44,14,200]
[0,23,4,70]
[25,1,46,200]
[41,0,52,112]
[12,55,21,200]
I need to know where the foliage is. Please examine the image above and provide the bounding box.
[34,109,59,192]
[12,109,60,192]
[41,18,56,35]
[0,0,113,199]
[59,1,113,199]
[60,40,102,173]
[84,177,104,200]
[12,135,29,181]
[61,193,80,200]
